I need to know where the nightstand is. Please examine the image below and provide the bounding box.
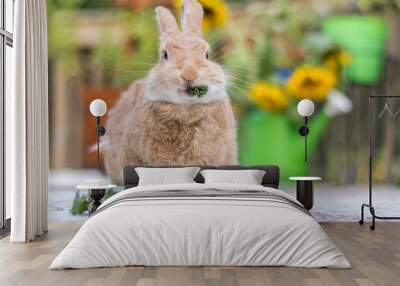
[77,182,117,215]
[289,177,321,210]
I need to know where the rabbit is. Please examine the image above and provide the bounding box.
[103,0,237,184]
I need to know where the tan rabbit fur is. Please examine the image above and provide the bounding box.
[104,0,237,184]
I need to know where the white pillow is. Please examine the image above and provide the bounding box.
[200,169,266,185]
[135,167,200,186]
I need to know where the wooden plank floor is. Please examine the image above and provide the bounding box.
[0,222,399,286]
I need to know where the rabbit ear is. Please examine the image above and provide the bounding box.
[155,7,179,39]
[181,0,203,36]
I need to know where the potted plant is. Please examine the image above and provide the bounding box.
[221,1,353,180]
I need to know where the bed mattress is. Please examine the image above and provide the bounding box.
[50,183,350,269]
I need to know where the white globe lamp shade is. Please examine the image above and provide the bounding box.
[297,99,315,117]
[90,99,107,117]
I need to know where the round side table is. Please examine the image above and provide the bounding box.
[289,177,321,210]
[77,184,117,215]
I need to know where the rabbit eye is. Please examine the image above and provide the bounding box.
[162,50,168,60]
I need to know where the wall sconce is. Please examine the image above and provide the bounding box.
[297,99,315,163]
[89,99,107,166]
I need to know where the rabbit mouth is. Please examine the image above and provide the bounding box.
[179,85,209,98]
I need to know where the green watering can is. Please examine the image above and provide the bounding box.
[322,16,387,85]
[238,90,352,181]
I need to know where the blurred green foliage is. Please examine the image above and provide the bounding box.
[356,0,400,11]
[46,0,392,97]
[70,191,90,215]
[47,0,158,86]
[220,0,335,108]
[47,0,82,74]
[113,9,159,86]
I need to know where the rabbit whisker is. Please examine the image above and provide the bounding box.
[222,64,260,71]
[227,76,251,84]
[226,85,249,94]
[225,72,260,82]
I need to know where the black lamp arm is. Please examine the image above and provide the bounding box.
[95,116,106,167]
[298,116,309,136]
[96,117,106,136]
[298,116,309,163]
[97,126,106,136]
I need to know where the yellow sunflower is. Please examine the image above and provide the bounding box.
[249,82,288,112]
[174,0,228,31]
[324,49,352,73]
[286,66,336,102]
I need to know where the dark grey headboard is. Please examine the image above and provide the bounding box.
[123,165,280,189]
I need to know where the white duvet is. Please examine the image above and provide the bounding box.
[50,183,350,269]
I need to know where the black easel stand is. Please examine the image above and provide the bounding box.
[359,95,400,230]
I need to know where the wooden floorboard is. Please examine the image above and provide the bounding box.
[0,222,399,286]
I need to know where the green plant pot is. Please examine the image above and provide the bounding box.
[322,16,387,85]
[238,111,305,180]
[238,110,331,181]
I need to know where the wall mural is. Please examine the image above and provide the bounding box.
[46,0,399,218]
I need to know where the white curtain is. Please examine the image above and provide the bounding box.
[8,0,49,242]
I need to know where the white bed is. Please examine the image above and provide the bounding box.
[50,183,350,269]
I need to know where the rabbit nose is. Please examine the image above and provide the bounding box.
[180,68,199,83]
